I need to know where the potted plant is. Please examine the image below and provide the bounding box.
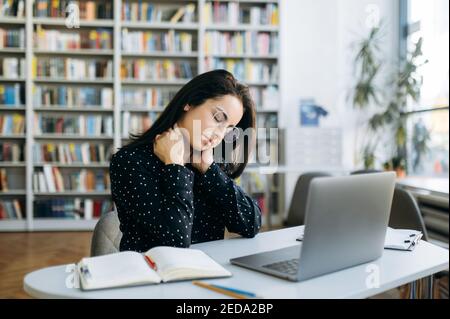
[350,25,428,177]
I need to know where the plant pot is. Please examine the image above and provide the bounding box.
[395,168,406,179]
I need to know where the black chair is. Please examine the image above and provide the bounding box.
[284,172,332,227]
[389,187,429,240]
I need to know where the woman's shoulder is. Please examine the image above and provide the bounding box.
[110,143,158,168]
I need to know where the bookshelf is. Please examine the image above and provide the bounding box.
[0,0,283,231]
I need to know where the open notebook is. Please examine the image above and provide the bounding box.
[77,247,232,291]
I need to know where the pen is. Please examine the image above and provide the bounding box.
[210,283,261,298]
[192,281,250,299]
[79,264,92,279]
[144,255,158,271]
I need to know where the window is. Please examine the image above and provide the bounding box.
[402,0,449,177]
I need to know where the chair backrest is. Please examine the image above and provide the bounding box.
[389,187,429,240]
[285,172,332,227]
[90,210,123,256]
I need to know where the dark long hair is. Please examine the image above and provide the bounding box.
[122,69,256,179]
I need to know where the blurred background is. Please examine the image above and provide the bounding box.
[0,0,448,298]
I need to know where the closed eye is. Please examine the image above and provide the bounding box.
[213,111,227,123]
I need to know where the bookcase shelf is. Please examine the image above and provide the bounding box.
[0,76,25,82]
[0,105,26,111]
[33,18,114,27]
[0,48,25,54]
[121,51,199,58]
[122,21,199,30]
[33,77,114,84]
[34,106,113,113]
[0,219,27,231]
[33,49,114,56]
[204,24,278,32]
[0,17,26,25]
[0,162,26,167]
[0,190,26,196]
[121,79,189,86]
[34,191,111,197]
[205,54,278,60]
[0,134,26,139]
[34,162,110,168]
[122,107,165,112]
[0,0,283,231]
[34,134,114,140]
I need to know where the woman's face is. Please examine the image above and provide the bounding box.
[177,95,244,151]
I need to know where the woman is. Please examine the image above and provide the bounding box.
[110,69,262,252]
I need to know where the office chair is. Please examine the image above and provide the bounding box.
[284,172,332,227]
[90,210,123,256]
[389,187,429,240]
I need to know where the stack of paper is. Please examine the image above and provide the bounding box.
[384,227,423,251]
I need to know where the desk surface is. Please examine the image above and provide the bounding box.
[397,177,449,197]
[24,226,449,299]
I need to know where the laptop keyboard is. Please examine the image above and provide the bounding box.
[262,259,299,275]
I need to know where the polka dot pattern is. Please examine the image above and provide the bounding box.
[110,143,262,252]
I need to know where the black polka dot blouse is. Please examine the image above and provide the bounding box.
[110,143,262,252]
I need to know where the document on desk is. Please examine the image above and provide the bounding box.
[296,227,423,251]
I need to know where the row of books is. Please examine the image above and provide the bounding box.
[34,57,113,80]
[34,114,113,136]
[33,143,112,164]
[235,172,270,215]
[121,87,177,109]
[0,27,25,49]
[249,86,279,110]
[122,2,196,23]
[122,111,157,138]
[204,58,278,82]
[34,0,113,19]
[34,26,113,51]
[203,2,279,26]
[0,113,25,134]
[0,0,25,18]
[0,142,24,162]
[0,168,9,191]
[0,83,24,105]
[33,85,113,108]
[0,199,24,219]
[0,57,25,78]
[236,171,266,193]
[121,59,194,81]
[33,165,110,192]
[204,31,278,56]
[34,198,113,219]
[122,29,194,53]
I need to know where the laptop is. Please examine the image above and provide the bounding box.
[230,172,396,282]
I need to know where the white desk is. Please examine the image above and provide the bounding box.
[24,226,449,299]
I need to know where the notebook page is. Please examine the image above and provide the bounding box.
[80,251,161,289]
[384,228,422,250]
[146,247,231,279]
